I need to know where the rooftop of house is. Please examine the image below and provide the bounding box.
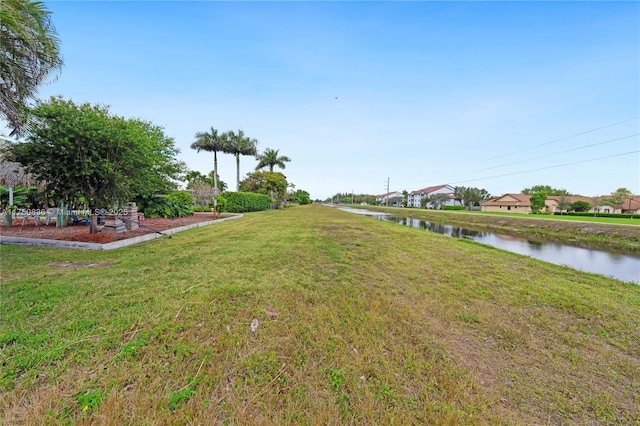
[481,193,531,207]
[481,194,640,209]
[409,184,450,195]
[377,191,402,198]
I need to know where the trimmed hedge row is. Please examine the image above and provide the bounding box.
[553,211,638,219]
[219,192,271,213]
[441,205,466,211]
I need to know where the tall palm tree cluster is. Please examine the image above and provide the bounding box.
[0,0,291,199]
[190,128,290,192]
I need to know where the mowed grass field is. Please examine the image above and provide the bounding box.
[1,204,639,425]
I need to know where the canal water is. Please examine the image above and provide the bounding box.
[337,207,640,284]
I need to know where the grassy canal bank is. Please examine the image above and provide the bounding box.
[354,205,640,253]
[1,204,639,424]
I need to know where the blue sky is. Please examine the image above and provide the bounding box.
[4,1,639,200]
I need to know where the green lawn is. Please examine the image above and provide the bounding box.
[1,204,639,424]
[397,205,640,225]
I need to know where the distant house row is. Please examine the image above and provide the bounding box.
[481,193,640,214]
[376,185,640,214]
[376,185,461,208]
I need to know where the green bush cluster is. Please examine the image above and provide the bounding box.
[218,192,270,213]
[137,191,193,218]
[291,189,312,205]
[554,211,638,219]
[214,195,227,213]
[191,205,212,213]
[441,205,466,211]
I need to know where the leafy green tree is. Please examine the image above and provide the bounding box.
[555,196,572,215]
[5,97,184,232]
[184,170,208,187]
[190,127,230,194]
[0,0,63,135]
[207,171,227,192]
[184,170,226,190]
[522,185,570,196]
[225,130,258,191]
[530,191,547,214]
[463,187,491,207]
[571,200,591,212]
[454,186,466,205]
[402,189,409,207]
[421,193,450,209]
[607,187,634,213]
[291,189,311,205]
[240,170,288,201]
[124,118,186,198]
[255,148,291,172]
[453,186,491,208]
[326,193,376,205]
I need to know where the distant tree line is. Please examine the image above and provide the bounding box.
[326,193,377,205]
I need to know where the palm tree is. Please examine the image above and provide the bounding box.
[0,0,63,135]
[190,127,229,194]
[255,148,291,172]
[225,130,258,191]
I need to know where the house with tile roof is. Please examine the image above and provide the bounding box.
[376,191,404,207]
[407,184,459,208]
[481,194,640,214]
[621,196,640,213]
[596,195,640,214]
[546,195,598,213]
[480,193,532,213]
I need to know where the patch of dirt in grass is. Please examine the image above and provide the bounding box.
[0,214,227,244]
[45,261,117,268]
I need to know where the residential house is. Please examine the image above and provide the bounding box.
[407,184,459,208]
[480,194,532,213]
[376,191,404,207]
[481,194,640,214]
[592,195,640,214]
[617,196,640,214]
[545,195,596,214]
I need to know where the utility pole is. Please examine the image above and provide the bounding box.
[386,177,390,207]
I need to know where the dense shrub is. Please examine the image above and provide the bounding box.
[214,194,228,213]
[220,192,270,213]
[192,205,212,213]
[0,185,42,208]
[553,212,638,219]
[166,190,192,207]
[571,200,591,212]
[137,191,193,218]
[441,205,466,211]
[291,190,312,205]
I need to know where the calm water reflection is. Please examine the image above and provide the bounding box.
[337,207,640,284]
